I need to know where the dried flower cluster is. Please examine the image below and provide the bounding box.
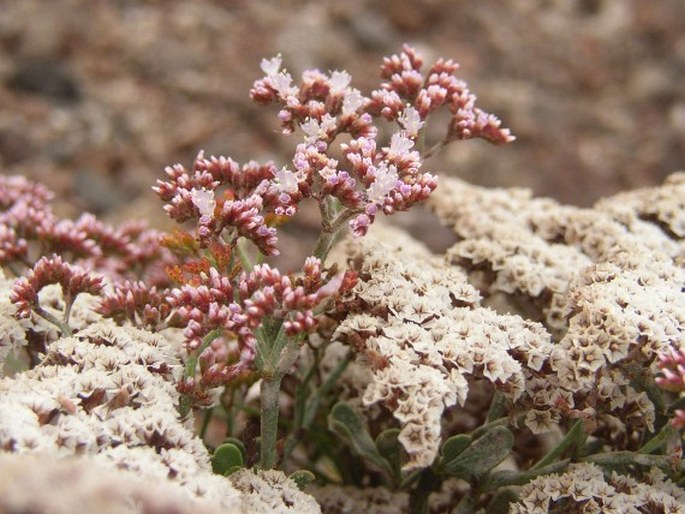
[311,484,409,514]
[510,463,685,513]
[333,225,553,469]
[0,452,235,514]
[428,174,685,433]
[0,275,320,513]
[332,172,685,474]
[230,469,321,514]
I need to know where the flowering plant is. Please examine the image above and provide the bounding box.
[2,45,684,514]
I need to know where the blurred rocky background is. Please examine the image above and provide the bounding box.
[1,0,684,264]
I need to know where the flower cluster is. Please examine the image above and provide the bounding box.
[0,275,319,512]
[428,175,685,436]
[169,257,343,401]
[4,41,685,513]
[146,45,514,408]
[332,171,685,474]
[247,44,512,237]
[510,463,685,514]
[97,280,175,331]
[230,469,321,514]
[369,44,514,145]
[0,175,174,285]
[0,453,239,514]
[10,255,103,320]
[332,225,553,469]
[153,153,283,255]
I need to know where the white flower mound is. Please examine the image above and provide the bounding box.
[0,275,321,514]
[334,226,554,470]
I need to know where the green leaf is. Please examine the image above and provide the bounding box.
[443,426,514,479]
[222,437,246,461]
[583,450,685,472]
[532,419,584,470]
[375,428,402,460]
[375,428,402,484]
[211,442,244,476]
[639,422,678,454]
[484,459,570,491]
[485,488,519,514]
[440,434,472,463]
[225,465,243,477]
[486,391,507,423]
[328,402,392,476]
[289,469,316,490]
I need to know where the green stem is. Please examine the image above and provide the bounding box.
[532,419,585,471]
[583,450,685,471]
[423,138,448,160]
[62,293,76,331]
[178,328,222,417]
[199,407,213,441]
[260,371,284,469]
[35,306,72,337]
[256,320,302,469]
[236,239,255,270]
[313,208,357,261]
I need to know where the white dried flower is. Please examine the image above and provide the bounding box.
[397,105,424,138]
[301,114,337,144]
[0,284,319,512]
[386,132,414,159]
[510,463,685,514]
[367,163,399,204]
[231,468,321,514]
[342,89,365,116]
[260,55,282,77]
[272,166,302,195]
[190,188,216,217]
[329,70,351,94]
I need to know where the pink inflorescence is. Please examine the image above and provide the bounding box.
[0,175,174,285]
[657,347,685,427]
[166,257,342,394]
[10,254,104,319]
[157,45,514,247]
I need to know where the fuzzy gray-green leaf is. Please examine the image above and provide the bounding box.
[443,426,514,479]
